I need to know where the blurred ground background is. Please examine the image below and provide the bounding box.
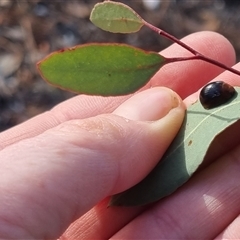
[0,0,240,131]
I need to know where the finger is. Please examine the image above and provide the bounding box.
[60,198,146,240]
[112,144,240,239]
[150,31,236,98]
[215,216,240,239]
[0,87,185,239]
[0,31,234,149]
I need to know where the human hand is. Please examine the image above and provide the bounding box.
[0,31,239,239]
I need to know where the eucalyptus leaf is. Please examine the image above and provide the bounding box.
[90,2,143,33]
[37,43,165,96]
[110,88,240,206]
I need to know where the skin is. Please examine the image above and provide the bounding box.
[0,31,240,239]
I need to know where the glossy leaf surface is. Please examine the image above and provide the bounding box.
[110,88,240,206]
[37,43,165,96]
[90,1,143,33]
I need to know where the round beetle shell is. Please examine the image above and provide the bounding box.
[199,81,236,109]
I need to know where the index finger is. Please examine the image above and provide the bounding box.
[0,31,235,150]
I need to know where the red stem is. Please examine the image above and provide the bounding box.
[142,20,240,77]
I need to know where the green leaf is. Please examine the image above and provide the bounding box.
[110,88,240,206]
[90,1,144,33]
[37,43,165,96]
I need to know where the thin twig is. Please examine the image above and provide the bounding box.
[142,20,240,77]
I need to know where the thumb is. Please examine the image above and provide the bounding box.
[111,87,185,193]
[0,87,185,239]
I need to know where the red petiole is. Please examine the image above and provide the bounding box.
[142,20,240,77]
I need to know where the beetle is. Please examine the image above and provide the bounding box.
[199,81,236,109]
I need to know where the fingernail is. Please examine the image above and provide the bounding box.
[113,87,181,121]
